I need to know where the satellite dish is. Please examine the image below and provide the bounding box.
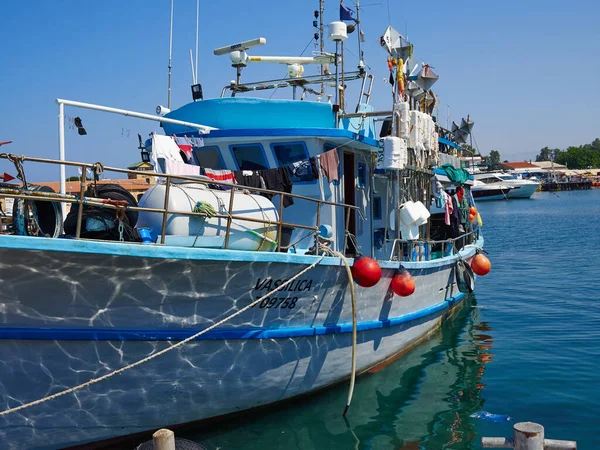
[416,64,438,91]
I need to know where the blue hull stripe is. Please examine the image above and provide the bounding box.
[0,235,482,270]
[0,293,465,342]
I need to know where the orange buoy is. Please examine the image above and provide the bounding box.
[391,270,415,296]
[469,206,477,215]
[471,253,491,276]
[469,213,475,222]
[351,257,382,287]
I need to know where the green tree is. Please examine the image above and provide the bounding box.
[66,176,81,181]
[489,150,501,167]
[536,147,560,162]
[591,138,600,151]
[460,144,477,157]
[555,145,600,169]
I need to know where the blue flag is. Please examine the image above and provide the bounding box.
[340,2,356,22]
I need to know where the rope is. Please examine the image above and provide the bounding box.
[0,255,326,417]
[317,244,357,416]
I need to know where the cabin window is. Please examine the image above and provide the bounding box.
[272,142,314,182]
[193,146,225,169]
[357,162,367,188]
[373,197,382,220]
[231,144,268,170]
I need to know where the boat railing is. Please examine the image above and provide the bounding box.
[0,153,366,253]
[388,229,480,262]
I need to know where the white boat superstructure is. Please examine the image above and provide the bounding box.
[473,172,540,199]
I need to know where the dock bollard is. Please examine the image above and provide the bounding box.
[152,428,175,450]
[482,422,576,449]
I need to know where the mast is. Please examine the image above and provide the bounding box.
[167,0,174,109]
[319,0,324,95]
[355,0,362,65]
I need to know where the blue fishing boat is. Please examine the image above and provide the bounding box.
[0,8,487,450]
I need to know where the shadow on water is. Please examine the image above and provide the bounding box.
[183,296,495,450]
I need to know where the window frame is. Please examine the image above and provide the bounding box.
[270,141,316,184]
[357,161,367,188]
[373,196,382,220]
[229,143,269,170]
[192,145,225,170]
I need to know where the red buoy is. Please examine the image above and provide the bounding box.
[351,257,382,287]
[471,253,491,276]
[391,270,415,296]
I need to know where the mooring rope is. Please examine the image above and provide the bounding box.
[0,254,326,417]
[317,244,357,416]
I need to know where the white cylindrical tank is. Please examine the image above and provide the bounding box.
[137,183,279,251]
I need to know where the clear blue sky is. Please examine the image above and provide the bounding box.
[2,0,599,181]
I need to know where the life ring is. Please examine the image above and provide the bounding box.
[455,259,475,293]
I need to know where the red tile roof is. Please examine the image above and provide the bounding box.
[500,162,540,169]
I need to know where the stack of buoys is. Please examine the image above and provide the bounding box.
[471,252,492,276]
[469,206,477,223]
[391,268,415,297]
[351,256,382,287]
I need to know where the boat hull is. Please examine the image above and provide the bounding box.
[0,235,478,449]
[471,187,511,201]
[505,183,540,198]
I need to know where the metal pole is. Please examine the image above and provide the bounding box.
[58,102,67,219]
[168,0,174,109]
[335,41,340,106]
[55,99,215,133]
[356,0,362,62]
[195,0,199,85]
[319,0,324,94]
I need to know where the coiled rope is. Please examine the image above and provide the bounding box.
[0,254,326,417]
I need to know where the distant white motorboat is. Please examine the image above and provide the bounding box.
[473,173,540,199]
[471,179,513,201]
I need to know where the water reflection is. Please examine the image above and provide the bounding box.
[185,296,494,450]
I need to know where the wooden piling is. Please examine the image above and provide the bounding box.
[152,428,176,450]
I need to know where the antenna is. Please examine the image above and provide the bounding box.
[213,37,266,56]
[189,49,196,84]
[195,0,199,84]
[167,0,174,109]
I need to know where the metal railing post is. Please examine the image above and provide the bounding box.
[276,193,284,252]
[224,185,236,249]
[74,167,86,239]
[160,177,171,245]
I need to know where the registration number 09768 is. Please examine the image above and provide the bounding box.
[252,296,298,309]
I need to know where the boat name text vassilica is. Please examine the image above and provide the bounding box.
[253,278,314,292]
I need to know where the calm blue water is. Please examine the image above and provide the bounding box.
[186,190,600,449]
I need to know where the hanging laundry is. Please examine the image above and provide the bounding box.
[165,160,201,177]
[290,157,319,182]
[174,136,194,162]
[204,169,236,185]
[234,170,267,191]
[319,148,340,183]
[449,195,461,238]
[258,168,294,207]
